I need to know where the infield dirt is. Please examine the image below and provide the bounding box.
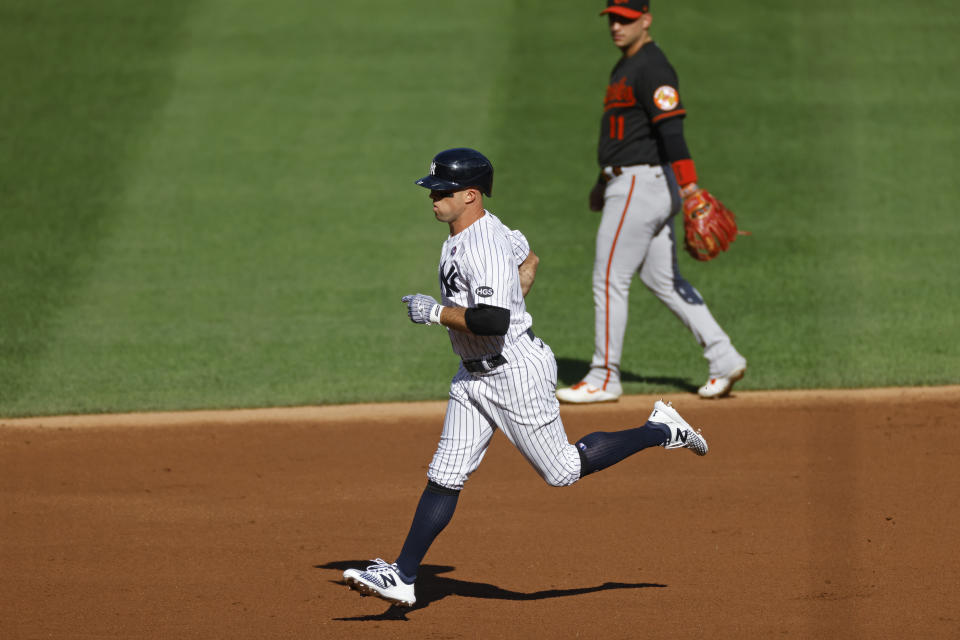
[2,387,959,639]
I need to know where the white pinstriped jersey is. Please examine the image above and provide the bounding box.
[437,211,533,360]
[424,209,581,490]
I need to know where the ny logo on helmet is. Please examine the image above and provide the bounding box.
[430,161,437,175]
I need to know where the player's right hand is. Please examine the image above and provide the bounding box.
[402,293,442,325]
[589,181,605,212]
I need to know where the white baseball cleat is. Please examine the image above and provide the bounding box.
[343,558,416,607]
[556,381,620,404]
[698,363,747,399]
[648,400,708,456]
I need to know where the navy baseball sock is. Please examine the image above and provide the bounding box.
[576,422,670,477]
[395,481,460,583]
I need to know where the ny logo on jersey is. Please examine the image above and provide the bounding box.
[439,261,463,298]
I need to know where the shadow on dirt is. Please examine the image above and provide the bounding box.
[555,357,698,392]
[318,560,666,621]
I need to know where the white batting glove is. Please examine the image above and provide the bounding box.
[401,294,444,325]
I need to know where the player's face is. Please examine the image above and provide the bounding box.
[429,189,466,223]
[608,13,650,55]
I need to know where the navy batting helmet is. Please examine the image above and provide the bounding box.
[415,148,493,196]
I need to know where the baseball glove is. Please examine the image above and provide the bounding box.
[681,186,740,262]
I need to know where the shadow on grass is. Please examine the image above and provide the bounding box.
[319,560,666,620]
[556,357,698,393]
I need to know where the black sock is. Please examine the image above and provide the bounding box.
[576,421,670,477]
[395,481,460,582]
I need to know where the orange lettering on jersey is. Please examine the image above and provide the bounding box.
[604,77,637,111]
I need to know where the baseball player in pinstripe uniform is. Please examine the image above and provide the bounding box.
[556,0,747,404]
[342,148,709,608]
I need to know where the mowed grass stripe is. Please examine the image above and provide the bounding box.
[627,0,960,391]
[4,1,519,415]
[0,1,197,410]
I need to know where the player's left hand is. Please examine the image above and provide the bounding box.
[680,184,741,261]
[402,293,442,325]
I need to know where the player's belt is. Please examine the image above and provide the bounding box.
[600,163,659,183]
[462,354,507,373]
[600,166,623,183]
[462,329,537,373]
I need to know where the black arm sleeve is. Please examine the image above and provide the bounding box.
[464,304,510,336]
[655,116,692,163]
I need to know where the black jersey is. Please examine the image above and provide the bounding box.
[597,42,686,167]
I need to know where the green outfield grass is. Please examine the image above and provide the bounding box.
[2,0,958,417]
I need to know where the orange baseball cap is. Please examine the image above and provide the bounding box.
[600,0,650,19]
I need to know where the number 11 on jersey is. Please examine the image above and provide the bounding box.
[609,115,625,140]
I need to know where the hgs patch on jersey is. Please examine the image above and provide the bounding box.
[475,286,494,298]
[653,85,679,111]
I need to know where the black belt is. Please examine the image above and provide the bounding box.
[463,354,507,373]
[600,164,658,183]
[462,329,536,373]
[600,166,622,183]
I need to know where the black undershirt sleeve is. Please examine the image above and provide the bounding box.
[464,304,510,336]
[655,116,692,163]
